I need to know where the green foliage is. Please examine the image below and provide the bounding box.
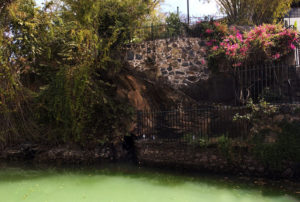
[202,0,300,25]
[184,133,208,147]
[294,21,298,30]
[251,121,300,169]
[216,135,233,158]
[0,0,41,147]
[187,21,229,71]
[234,99,299,169]
[233,99,278,122]
[188,20,228,39]
[165,13,182,37]
[0,0,159,147]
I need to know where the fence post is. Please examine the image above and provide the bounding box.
[187,0,190,25]
[151,23,154,40]
[137,110,142,136]
[288,65,293,103]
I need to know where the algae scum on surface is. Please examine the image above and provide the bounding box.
[0,165,298,202]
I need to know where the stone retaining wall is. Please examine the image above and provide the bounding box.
[135,140,299,179]
[125,37,238,104]
[0,143,130,165]
[125,37,209,87]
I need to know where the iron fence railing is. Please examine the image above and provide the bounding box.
[185,16,227,24]
[137,106,250,143]
[136,63,300,142]
[234,64,300,105]
[132,24,184,41]
[131,16,227,41]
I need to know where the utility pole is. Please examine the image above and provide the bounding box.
[177,6,179,16]
[187,0,190,25]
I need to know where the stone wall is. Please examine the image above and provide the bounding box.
[125,37,209,87]
[125,37,237,104]
[125,38,300,105]
[135,140,299,179]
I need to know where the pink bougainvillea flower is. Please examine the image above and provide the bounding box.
[240,46,248,56]
[214,22,220,27]
[290,43,296,50]
[233,63,242,67]
[236,32,243,41]
[266,24,276,32]
[205,29,213,34]
[273,53,281,59]
[201,59,206,65]
[212,46,219,51]
[254,28,263,36]
[230,26,238,33]
[206,41,213,46]
[206,23,297,65]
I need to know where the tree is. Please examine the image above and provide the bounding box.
[0,0,163,146]
[0,0,14,14]
[0,0,15,28]
[202,0,300,25]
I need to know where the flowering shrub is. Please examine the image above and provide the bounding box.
[187,20,228,45]
[245,24,298,62]
[204,24,298,69]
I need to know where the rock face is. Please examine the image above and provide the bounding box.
[125,37,236,104]
[116,70,199,112]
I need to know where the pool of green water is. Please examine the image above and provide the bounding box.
[0,164,298,202]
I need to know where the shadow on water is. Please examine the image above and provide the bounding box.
[0,162,299,200]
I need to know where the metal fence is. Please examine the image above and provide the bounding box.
[131,16,226,41]
[137,106,250,143]
[185,16,227,25]
[133,24,184,41]
[136,63,300,142]
[234,63,300,105]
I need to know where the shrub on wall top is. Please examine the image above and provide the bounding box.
[187,20,228,41]
[201,23,298,70]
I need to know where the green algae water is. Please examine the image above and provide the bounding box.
[0,164,298,202]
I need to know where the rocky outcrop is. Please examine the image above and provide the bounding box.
[116,69,199,112]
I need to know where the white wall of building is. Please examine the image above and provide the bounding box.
[284,18,300,66]
[284,17,300,32]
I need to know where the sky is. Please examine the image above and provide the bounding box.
[161,0,219,16]
[35,0,219,16]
